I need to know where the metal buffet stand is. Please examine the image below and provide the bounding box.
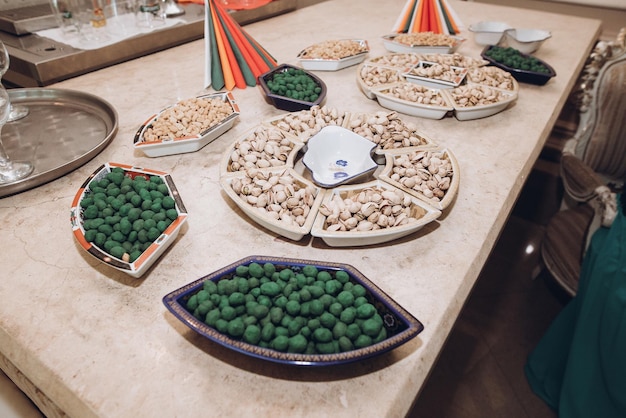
[0,0,301,197]
[0,0,298,88]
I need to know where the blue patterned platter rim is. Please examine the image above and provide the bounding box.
[162,255,424,366]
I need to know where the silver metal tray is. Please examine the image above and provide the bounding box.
[0,88,118,198]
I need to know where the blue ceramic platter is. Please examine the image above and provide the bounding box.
[162,255,424,366]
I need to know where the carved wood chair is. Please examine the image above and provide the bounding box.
[540,27,626,297]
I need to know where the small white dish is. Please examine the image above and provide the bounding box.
[503,28,551,54]
[371,83,453,120]
[133,92,240,157]
[381,33,465,54]
[302,126,378,188]
[403,61,468,89]
[220,168,324,241]
[310,180,441,247]
[297,39,370,71]
[468,21,512,46]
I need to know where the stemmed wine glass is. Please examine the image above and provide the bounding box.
[0,40,29,122]
[0,85,33,184]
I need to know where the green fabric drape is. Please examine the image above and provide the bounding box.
[525,196,626,417]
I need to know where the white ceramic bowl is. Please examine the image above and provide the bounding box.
[133,92,240,157]
[310,180,441,247]
[297,39,370,71]
[503,28,551,54]
[70,162,188,278]
[468,21,512,46]
[302,126,377,188]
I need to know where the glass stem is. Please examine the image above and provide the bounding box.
[0,127,14,171]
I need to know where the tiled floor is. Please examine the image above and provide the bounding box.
[408,161,571,418]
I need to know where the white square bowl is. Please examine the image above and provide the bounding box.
[310,180,441,247]
[302,126,378,188]
[133,92,240,157]
[70,162,188,278]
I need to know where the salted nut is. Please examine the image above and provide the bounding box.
[221,105,458,241]
[408,63,465,82]
[449,84,509,107]
[228,126,294,172]
[347,111,431,150]
[388,150,453,202]
[379,82,448,106]
[270,105,347,140]
[394,32,457,47]
[319,187,419,232]
[230,169,317,228]
[143,97,234,142]
[359,65,403,88]
[358,52,518,118]
[300,39,368,60]
[466,66,516,90]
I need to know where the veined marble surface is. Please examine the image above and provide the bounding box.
[0,1,600,417]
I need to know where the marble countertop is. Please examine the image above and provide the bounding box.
[0,1,601,417]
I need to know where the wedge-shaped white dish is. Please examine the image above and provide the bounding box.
[310,180,441,247]
[403,61,468,89]
[303,126,377,188]
[371,82,453,120]
[220,167,324,241]
[220,124,303,175]
[133,92,240,157]
[442,84,518,121]
[379,148,460,210]
[356,63,405,99]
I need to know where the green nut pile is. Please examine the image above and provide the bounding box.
[265,67,322,103]
[79,167,179,263]
[484,46,551,74]
[186,262,389,355]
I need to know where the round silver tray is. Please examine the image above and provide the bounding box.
[0,88,118,198]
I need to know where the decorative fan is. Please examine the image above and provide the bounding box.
[392,0,463,35]
[204,0,278,90]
